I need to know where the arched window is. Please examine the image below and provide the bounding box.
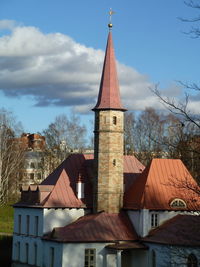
[170,198,187,208]
[152,250,156,267]
[187,253,198,267]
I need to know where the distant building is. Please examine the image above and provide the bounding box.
[19,133,45,185]
[12,24,200,267]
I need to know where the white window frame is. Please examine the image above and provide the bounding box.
[85,249,96,267]
[151,213,159,228]
[170,198,187,208]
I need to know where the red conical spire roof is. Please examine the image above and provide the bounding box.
[93,31,126,111]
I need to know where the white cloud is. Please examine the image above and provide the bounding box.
[0,20,17,30]
[0,20,198,114]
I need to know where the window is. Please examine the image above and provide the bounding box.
[170,198,187,208]
[151,213,159,228]
[26,215,30,235]
[113,116,117,125]
[113,159,116,166]
[18,215,21,234]
[30,162,35,168]
[152,250,156,267]
[187,253,198,267]
[30,173,34,180]
[35,216,39,236]
[25,243,29,263]
[85,249,96,267]
[37,173,42,180]
[34,243,37,266]
[16,241,20,261]
[50,247,55,267]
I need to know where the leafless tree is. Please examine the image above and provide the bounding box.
[42,113,87,175]
[180,0,200,38]
[124,112,136,155]
[0,109,25,205]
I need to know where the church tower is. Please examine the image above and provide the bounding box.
[93,22,126,213]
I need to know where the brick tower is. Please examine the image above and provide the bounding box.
[93,25,126,213]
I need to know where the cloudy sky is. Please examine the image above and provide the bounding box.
[0,0,200,135]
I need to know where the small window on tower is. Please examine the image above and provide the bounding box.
[113,116,117,125]
[113,159,116,166]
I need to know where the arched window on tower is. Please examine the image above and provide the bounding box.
[187,253,198,267]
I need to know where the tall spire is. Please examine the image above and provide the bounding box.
[93,28,126,111]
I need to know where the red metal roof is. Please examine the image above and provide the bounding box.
[44,211,138,242]
[41,154,94,208]
[17,153,144,208]
[93,32,125,111]
[124,158,200,210]
[143,214,200,246]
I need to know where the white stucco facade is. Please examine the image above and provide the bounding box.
[128,209,191,237]
[12,206,90,267]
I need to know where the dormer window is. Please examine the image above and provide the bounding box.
[170,198,187,208]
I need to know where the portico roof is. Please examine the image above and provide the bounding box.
[43,211,138,243]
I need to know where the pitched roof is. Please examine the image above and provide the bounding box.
[93,32,125,111]
[43,211,138,242]
[143,215,200,246]
[124,158,200,210]
[16,153,144,208]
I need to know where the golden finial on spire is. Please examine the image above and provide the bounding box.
[108,8,115,29]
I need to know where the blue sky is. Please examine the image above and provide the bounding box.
[0,0,200,136]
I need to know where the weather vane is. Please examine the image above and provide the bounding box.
[108,8,115,29]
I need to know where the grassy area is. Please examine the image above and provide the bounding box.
[0,204,14,233]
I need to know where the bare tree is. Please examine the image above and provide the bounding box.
[124,112,136,155]
[180,0,200,38]
[42,113,87,175]
[124,108,182,165]
[0,109,25,205]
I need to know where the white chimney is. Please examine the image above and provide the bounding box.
[76,174,84,199]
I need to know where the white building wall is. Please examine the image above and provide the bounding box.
[12,207,90,266]
[12,235,43,266]
[43,240,63,267]
[128,209,149,237]
[43,208,90,233]
[61,243,117,267]
[13,207,43,236]
[128,209,191,237]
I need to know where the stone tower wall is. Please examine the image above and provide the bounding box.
[94,110,124,213]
